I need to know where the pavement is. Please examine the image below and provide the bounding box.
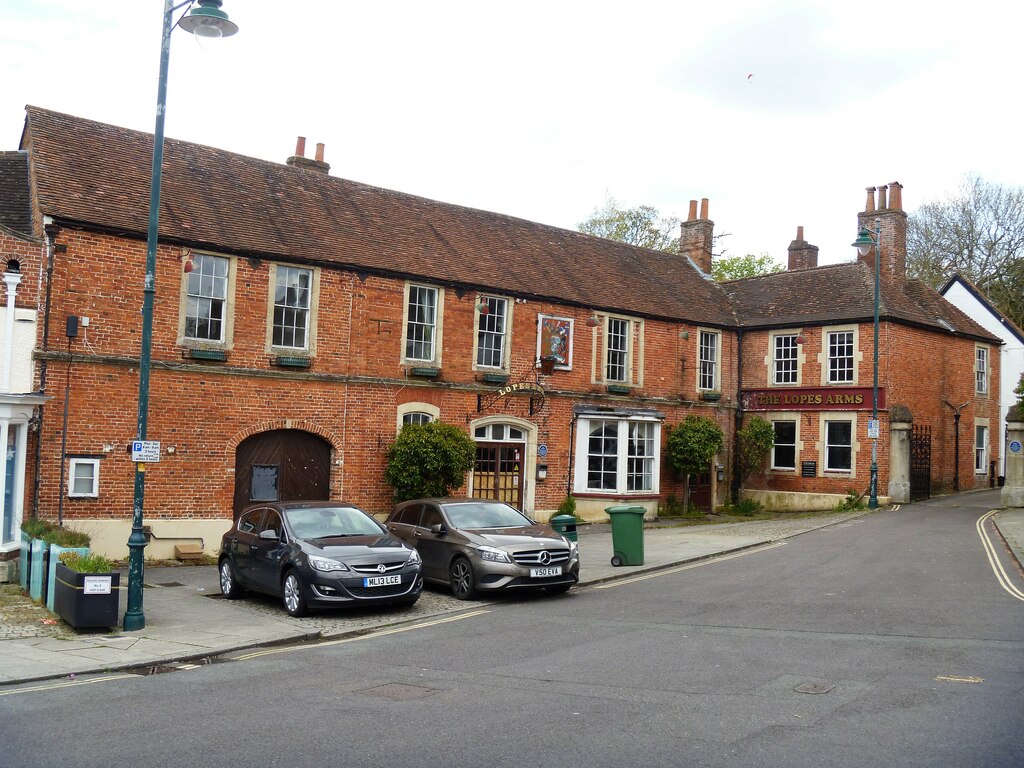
[1,493,1022,687]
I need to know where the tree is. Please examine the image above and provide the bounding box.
[384,422,476,502]
[908,175,1024,328]
[737,416,776,480]
[578,196,680,253]
[712,253,784,282]
[666,415,724,511]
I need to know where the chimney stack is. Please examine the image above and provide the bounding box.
[680,198,714,274]
[788,226,819,271]
[856,182,907,279]
[286,135,331,175]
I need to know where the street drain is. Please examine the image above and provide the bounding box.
[361,683,439,701]
[129,656,231,676]
[794,682,835,695]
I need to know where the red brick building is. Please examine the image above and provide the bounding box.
[0,107,1001,561]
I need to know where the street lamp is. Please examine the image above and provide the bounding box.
[851,223,881,510]
[124,0,238,632]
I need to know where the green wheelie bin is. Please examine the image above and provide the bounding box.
[549,514,578,542]
[605,505,646,566]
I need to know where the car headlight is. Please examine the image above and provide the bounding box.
[308,555,349,572]
[478,546,512,563]
[406,548,421,565]
[568,540,579,558]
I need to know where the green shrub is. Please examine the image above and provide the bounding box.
[660,494,685,517]
[59,551,115,573]
[835,490,865,512]
[737,416,775,480]
[555,494,577,519]
[666,415,724,476]
[21,518,90,547]
[385,421,477,503]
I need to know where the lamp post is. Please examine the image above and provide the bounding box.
[851,222,881,510]
[124,0,238,632]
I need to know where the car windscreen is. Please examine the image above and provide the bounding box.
[444,502,532,530]
[284,507,384,540]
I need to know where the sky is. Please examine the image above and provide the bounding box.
[2,0,1021,266]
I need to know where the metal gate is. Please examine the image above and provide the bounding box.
[909,425,931,502]
[471,442,524,510]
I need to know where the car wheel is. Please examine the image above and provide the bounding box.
[219,558,242,599]
[545,583,573,595]
[282,570,309,617]
[449,557,478,600]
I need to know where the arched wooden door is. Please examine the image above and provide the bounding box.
[233,429,331,518]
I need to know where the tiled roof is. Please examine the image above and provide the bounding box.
[0,151,32,234]
[723,261,999,342]
[22,106,735,327]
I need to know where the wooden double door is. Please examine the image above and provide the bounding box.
[472,442,525,511]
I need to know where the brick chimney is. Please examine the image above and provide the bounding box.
[787,226,819,270]
[855,182,907,278]
[680,198,714,274]
[286,136,331,175]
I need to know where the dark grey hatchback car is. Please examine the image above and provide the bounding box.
[219,501,422,616]
[385,498,579,600]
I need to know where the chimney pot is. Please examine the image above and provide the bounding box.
[699,198,709,219]
[687,200,698,221]
[294,136,306,157]
[865,187,876,213]
[796,225,804,241]
[889,181,903,211]
[877,184,888,211]
[315,143,326,163]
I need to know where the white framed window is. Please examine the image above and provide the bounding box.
[68,458,99,498]
[606,317,630,382]
[975,423,988,474]
[771,420,797,470]
[975,346,989,395]
[396,402,440,433]
[184,254,229,342]
[698,329,720,391]
[827,331,854,383]
[574,415,661,494]
[270,265,314,351]
[772,334,798,385]
[824,420,853,472]
[474,423,526,442]
[403,284,442,364]
[475,296,508,370]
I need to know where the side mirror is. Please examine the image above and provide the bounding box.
[258,529,279,541]
[430,523,447,536]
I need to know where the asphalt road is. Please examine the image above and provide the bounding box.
[1,494,1021,768]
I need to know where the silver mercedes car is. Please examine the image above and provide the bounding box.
[384,498,580,600]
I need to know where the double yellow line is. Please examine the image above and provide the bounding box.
[976,510,1024,602]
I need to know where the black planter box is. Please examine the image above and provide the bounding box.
[53,562,120,629]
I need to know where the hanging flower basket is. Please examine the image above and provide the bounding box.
[539,356,557,375]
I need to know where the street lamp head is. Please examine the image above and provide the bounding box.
[851,228,875,256]
[179,0,239,39]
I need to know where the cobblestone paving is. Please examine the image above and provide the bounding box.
[0,584,74,641]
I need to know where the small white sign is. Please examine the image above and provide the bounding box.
[83,576,112,595]
[867,420,880,439]
[131,440,161,463]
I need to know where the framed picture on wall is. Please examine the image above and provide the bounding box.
[537,315,573,369]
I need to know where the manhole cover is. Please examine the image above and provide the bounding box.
[795,682,835,695]
[361,683,438,701]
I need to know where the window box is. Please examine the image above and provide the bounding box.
[186,348,227,362]
[606,384,632,395]
[274,355,311,369]
[410,367,440,378]
[481,373,509,384]
[700,391,722,402]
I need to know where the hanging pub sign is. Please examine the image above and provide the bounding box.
[741,387,884,412]
[478,379,546,415]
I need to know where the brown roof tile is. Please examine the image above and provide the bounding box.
[22,106,734,327]
[0,151,32,234]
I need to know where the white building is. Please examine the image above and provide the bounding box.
[940,274,1024,478]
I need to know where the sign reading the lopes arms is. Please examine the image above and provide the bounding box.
[741,387,884,412]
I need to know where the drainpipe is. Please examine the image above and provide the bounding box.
[32,222,59,520]
[731,330,744,504]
